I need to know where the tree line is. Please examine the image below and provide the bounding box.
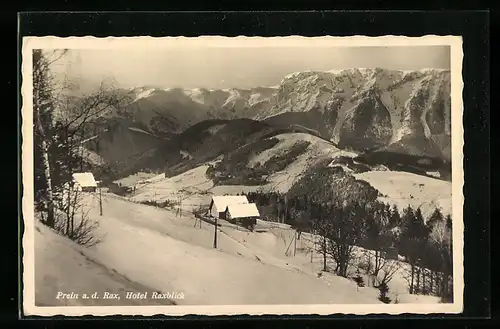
[240,191,453,302]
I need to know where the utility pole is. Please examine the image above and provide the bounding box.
[322,235,327,272]
[198,203,202,228]
[310,230,315,268]
[96,180,103,216]
[284,194,288,225]
[179,197,182,217]
[213,215,218,249]
[293,231,297,257]
[99,185,103,216]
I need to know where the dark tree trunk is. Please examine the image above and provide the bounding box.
[410,264,415,294]
[416,267,421,294]
[430,270,434,295]
[422,269,427,294]
[322,236,327,271]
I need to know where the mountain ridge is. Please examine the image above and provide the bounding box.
[118,68,450,159]
[81,67,451,176]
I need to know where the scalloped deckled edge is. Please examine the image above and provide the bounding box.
[20,35,464,317]
[22,35,461,49]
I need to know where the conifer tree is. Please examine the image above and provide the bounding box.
[378,282,392,304]
[389,204,401,228]
[400,206,428,294]
[354,269,365,287]
[427,207,444,232]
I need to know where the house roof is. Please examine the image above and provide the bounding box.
[226,203,260,219]
[72,172,97,188]
[211,195,248,211]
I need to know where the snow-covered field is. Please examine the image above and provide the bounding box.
[128,132,357,208]
[35,193,387,306]
[131,165,214,211]
[114,172,158,187]
[354,171,452,218]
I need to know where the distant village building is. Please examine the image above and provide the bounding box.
[209,195,249,219]
[72,172,98,192]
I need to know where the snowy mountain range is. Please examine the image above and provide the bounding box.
[114,68,450,160]
[120,85,278,136]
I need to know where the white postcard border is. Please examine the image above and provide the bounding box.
[21,35,464,316]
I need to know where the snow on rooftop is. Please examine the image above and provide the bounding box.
[72,172,97,188]
[226,202,260,218]
[211,195,249,211]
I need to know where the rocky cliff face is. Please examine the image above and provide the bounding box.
[338,90,393,150]
[261,68,451,160]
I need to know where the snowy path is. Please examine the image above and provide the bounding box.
[34,223,175,306]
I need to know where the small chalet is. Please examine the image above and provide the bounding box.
[225,203,260,221]
[209,195,249,219]
[72,172,98,192]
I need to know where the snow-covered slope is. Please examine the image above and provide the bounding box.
[35,191,444,306]
[247,132,358,193]
[132,165,214,209]
[130,124,451,213]
[34,220,173,306]
[354,170,452,218]
[130,132,354,205]
[35,194,382,305]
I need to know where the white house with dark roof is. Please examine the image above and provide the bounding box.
[225,202,260,230]
[225,203,260,220]
[209,195,249,219]
[72,172,97,192]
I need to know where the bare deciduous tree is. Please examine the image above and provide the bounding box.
[33,49,131,244]
[54,182,104,247]
[429,215,453,302]
[33,49,68,227]
[325,202,366,278]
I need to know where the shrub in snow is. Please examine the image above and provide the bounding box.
[378,282,392,304]
[53,184,104,247]
[140,199,177,209]
[353,270,365,287]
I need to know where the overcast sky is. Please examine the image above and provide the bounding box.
[53,45,450,89]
